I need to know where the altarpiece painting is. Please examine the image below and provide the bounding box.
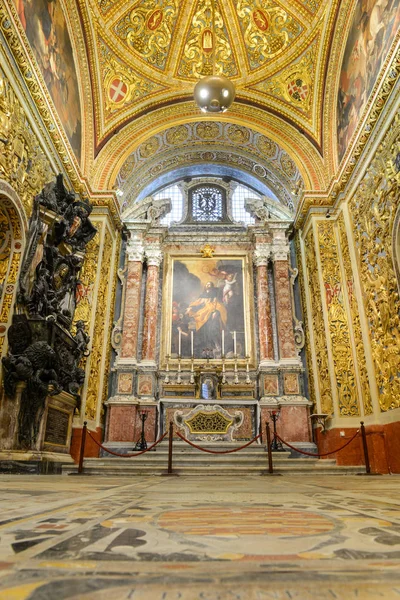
[163,256,253,362]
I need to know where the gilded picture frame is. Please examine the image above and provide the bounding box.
[161,253,255,366]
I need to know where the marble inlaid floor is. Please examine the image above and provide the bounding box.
[0,475,400,599]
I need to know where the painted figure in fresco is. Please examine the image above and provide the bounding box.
[186,282,227,357]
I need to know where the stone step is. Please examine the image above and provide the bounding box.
[83,456,335,465]
[63,463,364,476]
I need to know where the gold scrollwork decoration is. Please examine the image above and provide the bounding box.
[337,213,373,415]
[349,113,400,412]
[317,221,360,417]
[304,229,333,415]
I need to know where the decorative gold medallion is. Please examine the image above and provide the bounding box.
[200,243,215,258]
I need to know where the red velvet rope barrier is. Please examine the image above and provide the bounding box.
[274,429,360,457]
[86,429,168,458]
[175,431,262,454]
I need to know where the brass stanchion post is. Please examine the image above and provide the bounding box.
[266,422,273,474]
[162,421,179,476]
[360,421,371,474]
[78,421,87,475]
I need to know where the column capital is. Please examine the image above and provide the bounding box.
[145,243,163,267]
[271,242,290,262]
[253,243,271,266]
[126,238,145,262]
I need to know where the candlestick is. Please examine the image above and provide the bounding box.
[222,358,226,384]
[222,330,225,357]
[234,355,239,384]
[233,330,237,356]
[164,355,170,384]
[178,329,181,357]
[245,356,251,384]
[176,356,182,384]
[191,330,194,358]
[190,358,195,384]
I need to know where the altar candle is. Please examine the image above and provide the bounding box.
[233,330,237,355]
[191,330,194,357]
[178,329,181,356]
[222,330,225,356]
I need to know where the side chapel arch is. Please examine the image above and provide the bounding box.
[0,180,26,359]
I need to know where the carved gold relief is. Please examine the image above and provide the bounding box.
[114,0,179,71]
[254,36,318,113]
[100,241,119,421]
[294,234,316,408]
[0,204,22,355]
[304,229,333,415]
[84,227,114,421]
[317,221,360,416]
[99,38,161,115]
[0,66,53,216]
[349,114,400,412]
[73,222,102,331]
[337,214,373,415]
[185,411,233,434]
[178,0,238,79]
[237,0,303,71]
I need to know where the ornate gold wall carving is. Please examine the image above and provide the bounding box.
[294,234,316,408]
[317,221,360,416]
[84,227,114,421]
[349,113,400,412]
[337,213,373,415]
[73,223,102,332]
[0,66,53,216]
[304,229,333,415]
[0,202,23,357]
[100,240,119,422]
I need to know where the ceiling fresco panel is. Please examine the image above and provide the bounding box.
[98,36,167,122]
[113,0,180,72]
[337,0,400,162]
[176,0,239,79]
[251,30,319,118]
[236,0,304,71]
[13,0,82,163]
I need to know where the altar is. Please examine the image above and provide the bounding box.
[104,185,313,454]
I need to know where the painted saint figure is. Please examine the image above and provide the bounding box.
[186,282,227,357]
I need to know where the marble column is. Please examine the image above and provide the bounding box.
[120,238,145,361]
[253,244,274,364]
[141,244,163,364]
[272,242,298,362]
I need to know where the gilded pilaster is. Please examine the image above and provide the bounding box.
[295,233,316,408]
[317,221,360,417]
[337,213,373,415]
[84,224,114,423]
[304,227,333,415]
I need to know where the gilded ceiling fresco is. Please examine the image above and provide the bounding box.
[5,0,400,209]
[78,0,331,146]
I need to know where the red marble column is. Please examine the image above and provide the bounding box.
[273,245,297,360]
[121,241,144,360]
[141,246,163,362]
[254,247,274,362]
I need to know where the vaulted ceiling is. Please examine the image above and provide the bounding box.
[81,0,334,145]
[71,0,341,209]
